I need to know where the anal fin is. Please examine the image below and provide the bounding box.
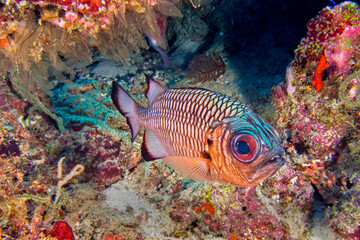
[162,156,216,182]
[142,129,169,161]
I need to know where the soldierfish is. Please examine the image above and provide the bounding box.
[111,75,285,186]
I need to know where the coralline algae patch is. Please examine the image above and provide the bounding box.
[199,186,289,239]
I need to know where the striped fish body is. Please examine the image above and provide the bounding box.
[139,88,247,158]
[112,75,285,186]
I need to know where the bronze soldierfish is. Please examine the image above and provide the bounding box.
[111,75,285,186]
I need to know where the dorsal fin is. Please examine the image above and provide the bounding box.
[145,74,167,104]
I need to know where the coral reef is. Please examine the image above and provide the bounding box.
[272,1,360,236]
[2,0,360,239]
[327,185,360,238]
[0,109,82,238]
[0,0,183,132]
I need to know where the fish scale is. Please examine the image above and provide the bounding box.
[138,88,248,157]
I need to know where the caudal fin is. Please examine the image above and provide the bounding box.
[111,81,141,142]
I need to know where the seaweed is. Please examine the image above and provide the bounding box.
[187,51,226,83]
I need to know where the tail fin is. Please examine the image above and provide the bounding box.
[111,81,141,142]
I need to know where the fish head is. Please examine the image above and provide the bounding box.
[207,113,285,187]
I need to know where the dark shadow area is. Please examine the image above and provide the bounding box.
[207,0,333,102]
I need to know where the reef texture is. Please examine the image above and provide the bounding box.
[272,1,360,238]
[0,69,315,239]
[0,0,183,135]
[1,0,359,239]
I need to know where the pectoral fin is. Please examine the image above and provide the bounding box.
[162,156,217,182]
[142,129,169,161]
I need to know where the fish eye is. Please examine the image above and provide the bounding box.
[231,133,258,162]
[237,140,250,154]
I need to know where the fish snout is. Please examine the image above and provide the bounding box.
[268,154,286,167]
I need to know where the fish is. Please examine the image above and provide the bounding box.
[111,75,285,186]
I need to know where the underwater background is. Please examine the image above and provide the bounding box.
[0,0,360,239]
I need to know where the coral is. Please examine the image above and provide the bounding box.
[339,69,360,109]
[195,198,214,217]
[187,51,226,83]
[47,221,75,240]
[0,116,53,237]
[325,25,360,77]
[54,157,84,206]
[50,76,127,137]
[294,1,360,67]
[273,1,360,209]
[105,232,125,240]
[0,140,20,157]
[198,185,290,239]
[313,55,330,92]
[327,189,360,238]
[50,127,128,190]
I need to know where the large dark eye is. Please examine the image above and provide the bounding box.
[231,134,258,162]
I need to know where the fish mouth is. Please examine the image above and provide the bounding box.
[248,155,285,184]
[261,155,286,169]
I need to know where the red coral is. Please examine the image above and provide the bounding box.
[105,232,125,240]
[195,198,215,217]
[47,221,75,240]
[313,55,330,92]
[187,52,226,83]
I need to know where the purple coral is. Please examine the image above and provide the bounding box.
[57,129,126,190]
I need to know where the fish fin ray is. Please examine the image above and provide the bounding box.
[111,81,141,142]
[145,74,167,104]
[162,156,215,181]
[142,129,169,161]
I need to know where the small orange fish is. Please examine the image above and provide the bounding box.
[112,75,285,186]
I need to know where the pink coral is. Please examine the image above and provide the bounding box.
[325,26,360,76]
[198,185,297,239]
[289,103,350,158]
[295,2,360,67]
